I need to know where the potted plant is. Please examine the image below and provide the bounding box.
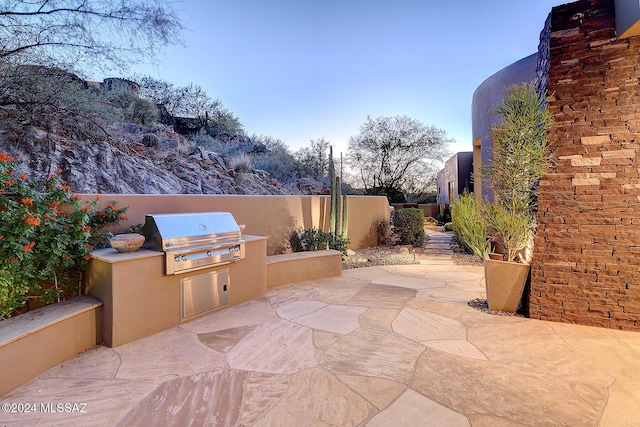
[481,82,552,312]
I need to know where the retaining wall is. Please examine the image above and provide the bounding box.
[80,194,390,255]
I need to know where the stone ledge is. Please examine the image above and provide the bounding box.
[0,295,102,347]
[267,250,342,288]
[0,296,102,396]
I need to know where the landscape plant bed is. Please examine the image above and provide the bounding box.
[341,237,482,269]
[342,246,422,269]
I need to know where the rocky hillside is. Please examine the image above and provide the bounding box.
[0,117,293,195]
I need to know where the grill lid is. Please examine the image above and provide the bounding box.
[142,212,242,252]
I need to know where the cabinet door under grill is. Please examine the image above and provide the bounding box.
[181,269,229,319]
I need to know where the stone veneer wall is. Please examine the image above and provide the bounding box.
[530,0,640,330]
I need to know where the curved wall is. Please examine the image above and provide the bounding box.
[471,53,538,142]
[614,0,640,38]
[470,54,537,200]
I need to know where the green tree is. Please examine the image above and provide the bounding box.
[348,115,450,201]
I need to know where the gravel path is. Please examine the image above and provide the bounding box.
[342,226,483,269]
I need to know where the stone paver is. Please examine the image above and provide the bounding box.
[2,227,640,425]
[367,389,470,427]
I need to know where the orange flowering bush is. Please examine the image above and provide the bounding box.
[0,153,127,319]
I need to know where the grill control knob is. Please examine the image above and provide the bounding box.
[180,255,188,261]
[206,251,212,257]
[174,256,181,263]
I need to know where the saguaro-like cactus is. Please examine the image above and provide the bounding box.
[329,146,348,242]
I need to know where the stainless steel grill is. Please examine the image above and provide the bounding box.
[142,212,245,275]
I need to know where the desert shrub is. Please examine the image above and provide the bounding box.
[141,134,158,147]
[122,97,159,125]
[230,153,254,173]
[416,193,437,204]
[0,153,127,319]
[192,133,241,156]
[289,227,348,254]
[252,136,302,184]
[391,208,425,247]
[289,228,330,252]
[451,192,487,259]
[376,219,392,245]
[0,66,118,140]
[435,204,451,225]
[327,234,349,255]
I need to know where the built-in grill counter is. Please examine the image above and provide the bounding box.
[87,212,267,347]
[142,212,246,275]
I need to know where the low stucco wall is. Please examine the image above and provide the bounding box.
[267,250,342,288]
[0,296,102,396]
[80,194,390,255]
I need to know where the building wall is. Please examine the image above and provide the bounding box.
[530,0,640,330]
[436,152,473,204]
[471,54,538,201]
[614,0,640,38]
[79,194,390,255]
[456,152,474,197]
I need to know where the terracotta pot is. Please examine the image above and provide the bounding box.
[483,253,530,313]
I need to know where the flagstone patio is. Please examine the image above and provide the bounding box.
[1,229,640,425]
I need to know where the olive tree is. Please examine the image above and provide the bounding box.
[348,115,451,201]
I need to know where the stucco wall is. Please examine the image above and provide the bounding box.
[531,0,640,331]
[436,152,473,203]
[614,0,640,38]
[80,194,390,255]
[471,54,538,201]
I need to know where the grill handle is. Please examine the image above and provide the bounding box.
[165,235,239,247]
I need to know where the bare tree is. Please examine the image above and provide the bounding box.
[348,115,451,201]
[139,78,218,118]
[138,76,244,134]
[0,0,183,73]
[294,138,331,181]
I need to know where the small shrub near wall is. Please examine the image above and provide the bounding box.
[392,208,425,247]
[289,228,349,254]
[376,219,392,245]
[289,228,329,252]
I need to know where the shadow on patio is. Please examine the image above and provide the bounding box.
[2,260,639,426]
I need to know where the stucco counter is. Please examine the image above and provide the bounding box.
[87,235,267,347]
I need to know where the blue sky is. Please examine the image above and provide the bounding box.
[127,0,565,158]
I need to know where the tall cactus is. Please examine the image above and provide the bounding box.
[329,146,336,235]
[329,146,348,244]
[341,193,348,237]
